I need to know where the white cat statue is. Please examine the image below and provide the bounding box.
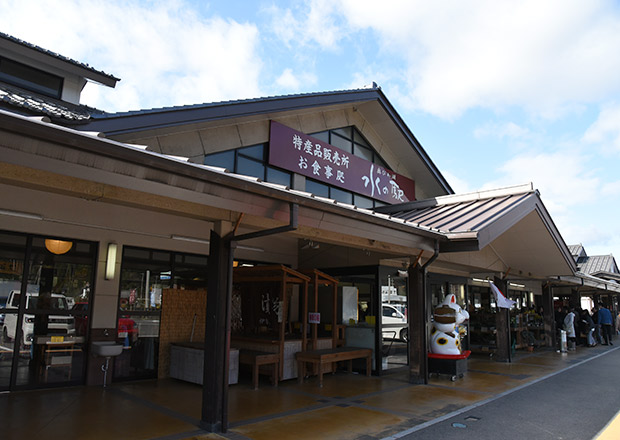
[430,294,470,355]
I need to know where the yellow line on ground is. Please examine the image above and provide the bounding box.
[594,409,620,440]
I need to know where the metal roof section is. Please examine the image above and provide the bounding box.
[0,32,119,86]
[579,254,619,275]
[0,82,97,122]
[376,183,577,276]
[568,243,586,260]
[554,271,620,293]
[78,85,454,196]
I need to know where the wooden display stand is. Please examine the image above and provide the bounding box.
[35,335,84,382]
[296,347,372,387]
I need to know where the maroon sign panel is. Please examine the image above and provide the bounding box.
[268,121,415,205]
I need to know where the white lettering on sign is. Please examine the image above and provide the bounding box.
[291,133,350,186]
[289,130,406,201]
[363,163,405,202]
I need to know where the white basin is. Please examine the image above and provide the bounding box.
[91,341,124,357]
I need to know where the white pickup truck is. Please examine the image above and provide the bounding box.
[1,290,75,347]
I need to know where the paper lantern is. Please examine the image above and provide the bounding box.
[45,239,73,255]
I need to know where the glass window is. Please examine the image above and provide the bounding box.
[310,131,329,143]
[353,194,374,209]
[331,187,353,204]
[353,144,373,162]
[332,127,353,139]
[238,144,264,160]
[116,246,208,382]
[266,166,291,186]
[0,57,63,99]
[306,179,329,197]
[330,133,353,153]
[237,156,265,180]
[204,150,234,170]
[0,233,96,389]
[354,131,370,148]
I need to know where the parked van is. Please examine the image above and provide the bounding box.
[1,290,75,347]
[382,303,408,341]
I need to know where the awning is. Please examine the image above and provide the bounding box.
[376,184,577,277]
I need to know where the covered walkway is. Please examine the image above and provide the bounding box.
[2,345,617,440]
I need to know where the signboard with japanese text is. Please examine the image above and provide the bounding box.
[268,121,415,204]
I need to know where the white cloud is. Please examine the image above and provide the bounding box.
[0,0,263,112]
[473,122,532,140]
[267,0,345,50]
[582,104,620,153]
[275,68,317,91]
[440,170,474,194]
[334,0,620,120]
[481,151,599,215]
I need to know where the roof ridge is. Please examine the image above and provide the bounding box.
[91,86,381,118]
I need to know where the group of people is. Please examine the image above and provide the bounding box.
[556,303,618,350]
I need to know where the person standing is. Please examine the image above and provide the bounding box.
[592,306,602,344]
[597,302,613,346]
[563,307,577,351]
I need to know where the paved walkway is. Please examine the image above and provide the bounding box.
[1,345,617,440]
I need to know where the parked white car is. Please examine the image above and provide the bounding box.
[1,290,75,347]
[382,303,408,341]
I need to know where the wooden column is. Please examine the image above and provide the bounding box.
[494,277,511,363]
[201,228,233,433]
[570,288,581,309]
[542,283,555,348]
[408,265,428,384]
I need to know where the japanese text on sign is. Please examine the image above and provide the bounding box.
[268,121,416,204]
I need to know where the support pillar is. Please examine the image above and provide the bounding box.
[570,288,580,310]
[542,283,555,348]
[494,277,511,362]
[408,265,428,384]
[201,225,233,433]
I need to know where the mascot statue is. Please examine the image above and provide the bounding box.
[430,294,469,355]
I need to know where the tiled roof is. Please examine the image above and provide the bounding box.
[0,32,119,82]
[0,83,101,122]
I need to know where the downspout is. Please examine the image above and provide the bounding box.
[421,240,440,382]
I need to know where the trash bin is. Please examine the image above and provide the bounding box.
[559,329,567,353]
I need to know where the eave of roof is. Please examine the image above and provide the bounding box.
[79,86,454,196]
[377,184,577,276]
[0,108,445,249]
[0,32,119,87]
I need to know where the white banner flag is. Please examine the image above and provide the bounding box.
[490,281,516,309]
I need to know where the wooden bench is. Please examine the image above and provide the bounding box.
[295,347,372,387]
[239,350,279,390]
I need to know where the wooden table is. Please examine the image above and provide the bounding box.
[239,349,279,390]
[295,347,372,387]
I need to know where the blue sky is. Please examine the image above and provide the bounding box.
[2,0,620,259]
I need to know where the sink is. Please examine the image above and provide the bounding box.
[91,341,124,357]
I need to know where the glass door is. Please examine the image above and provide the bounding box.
[380,270,408,371]
[0,231,96,390]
